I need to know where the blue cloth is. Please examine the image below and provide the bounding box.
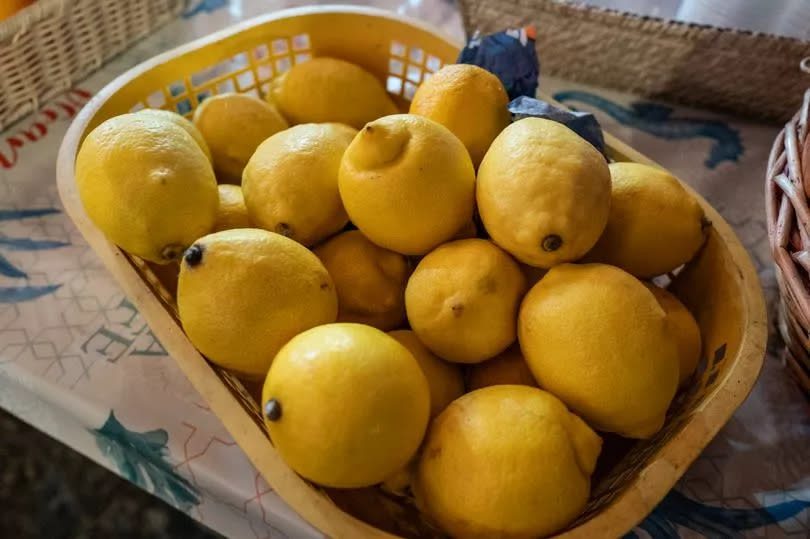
[509,96,606,155]
[457,28,539,100]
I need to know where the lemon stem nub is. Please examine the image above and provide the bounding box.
[542,235,562,252]
[265,398,282,421]
[351,121,410,169]
[183,244,203,266]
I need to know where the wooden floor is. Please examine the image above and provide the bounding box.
[0,408,222,539]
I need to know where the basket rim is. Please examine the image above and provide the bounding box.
[55,5,768,538]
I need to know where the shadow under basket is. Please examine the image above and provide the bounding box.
[57,6,767,538]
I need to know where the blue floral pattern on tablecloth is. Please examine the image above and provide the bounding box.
[553,90,744,169]
[91,410,201,511]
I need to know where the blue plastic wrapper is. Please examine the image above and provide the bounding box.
[509,96,606,155]
[458,27,606,156]
[457,27,539,100]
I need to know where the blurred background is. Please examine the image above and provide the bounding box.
[587,0,810,40]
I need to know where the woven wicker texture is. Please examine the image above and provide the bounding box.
[458,0,810,123]
[0,0,185,131]
[767,88,810,396]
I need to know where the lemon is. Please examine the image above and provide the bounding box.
[389,330,464,418]
[177,228,337,379]
[519,263,680,438]
[405,239,525,363]
[313,230,409,330]
[477,117,611,267]
[645,283,702,386]
[466,345,537,391]
[136,108,212,162]
[262,323,429,488]
[410,64,510,166]
[339,114,475,255]
[75,113,218,263]
[268,57,398,129]
[213,184,251,232]
[242,123,355,245]
[415,385,602,538]
[193,93,288,183]
[586,162,707,277]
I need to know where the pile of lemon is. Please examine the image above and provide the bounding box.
[76,57,706,538]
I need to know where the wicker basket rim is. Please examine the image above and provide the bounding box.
[0,0,72,40]
[466,0,810,52]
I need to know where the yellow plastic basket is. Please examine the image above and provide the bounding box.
[57,6,767,538]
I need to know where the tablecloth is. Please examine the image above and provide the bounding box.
[1,1,808,537]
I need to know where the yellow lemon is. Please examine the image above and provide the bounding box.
[75,113,218,263]
[405,239,526,363]
[313,230,409,330]
[193,93,288,183]
[268,57,398,129]
[415,385,602,538]
[339,114,475,255]
[587,162,707,278]
[213,184,251,231]
[242,123,356,245]
[262,323,430,488]
[177,228,337,379]
[645,283,702,386]
[136,108,212,162]
[466,345,538,391]
[389,330,464,418]
[477,117,611,267]
[410,64,510,166]
[519,263,680,438]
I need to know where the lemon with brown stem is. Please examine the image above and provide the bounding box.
[75,113,218,263]
[477,117,611,268]
[177,228,337,379]
[243,123,356,245]
[262,323,430,488]
[405,239,526,363]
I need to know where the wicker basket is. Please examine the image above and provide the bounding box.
[0,0,186,131]
[458,0,810,124]
[56,6,767,538]
[767,87,810,396]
